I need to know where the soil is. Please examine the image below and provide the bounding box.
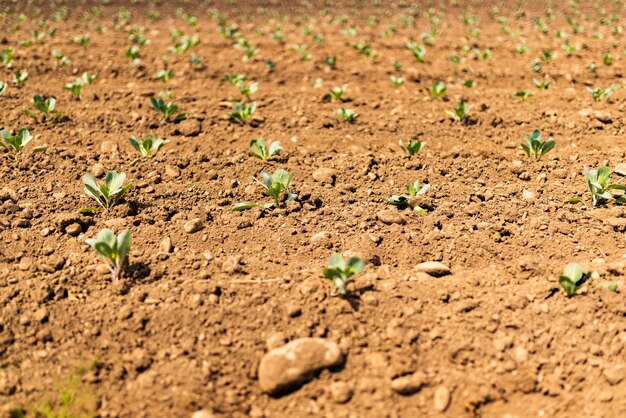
[1,1,626,417]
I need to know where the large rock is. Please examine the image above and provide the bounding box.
[258,338,344,395]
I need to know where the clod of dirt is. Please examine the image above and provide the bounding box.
[415,261,451,277]
[258,337,344,395]
[312,168,337,185]
[183,218,203,233]
[603,364,625,385]
[433,385,451,412]
[329,381,353,404]
[172,119,202,137]
[376,210,405,225]
[615,163,626,177]
[65,223,82,237]
[390,371,427,395]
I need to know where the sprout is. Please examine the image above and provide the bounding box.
[328,84,348,101]
[405,42,426,62]
[128,135,169,157]
[249,138,282,160]
[430,81,446,98]
[399,139,425,156]
[385,180,431,215]
[390,76,405,88]
[515,89,533,101]
[569,166,626,208]
[82,171,133,211]
[13,70,28,87]
[322,253,365,296]
[154,68,173,83]
[150,97,187,123]
[226,102,256,125]
[336,107,357,123]
[233,169,296,211]
[86,229,131,282]
[23,95,62,122]
[0,81,6,96]
[559,263,587,297]
[0,128,42,153]
[520,130,555,162]
[445,99,471,123]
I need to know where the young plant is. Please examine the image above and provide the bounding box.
[385,180,431,215]
[569,166,626,208]
[0,128,38,152]
[520,129,555,161]
[154,68,173,83]
[128,135,169,157]
[233,169,296,211]
[336,107,357,123]
[405,42,426,62]
[86,229,131,282]
[445,99,470,123]
[0,81,6,96]
[325,55,337,69]
[82,171,133,211]
[23,95,62,122]
[515,89,533,101]
[322,253,365,296]
[13,70,28,87]
[225,73,246,86]
[149,97,186,122]
[235,80,257,100]
[533,79,551,90]
[249,138,282,160]
[390,76,405,88]
[226,102,256,125]
[328,84,348,101]
[399,139,425,156]
[430,81,446,98]
[559,263,588,297]
[586,86,616,102]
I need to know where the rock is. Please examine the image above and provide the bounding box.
[91,163,106,178]
[191,410,216,418]
[258,337,344,395]
[161,237,173,253]
[165,165,181,178]
[377,210,405,225]
[183,218,202,233]
[522,190,535,200]
[391,371,427,395]
[173,119,202,137]
[433,386,451,412]
[312,168,337,185]
[603,364,625,385]
[266,332,287,350]
[222,256,242,274]
[286,303,302,318]
[593,110,612,124]
[415,261,451,277]
[615,163,626,177]
[329,381,353,403]
[65,223,82,237]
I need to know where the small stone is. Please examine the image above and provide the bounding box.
[18,257,33,271]
[391,371,427,395]
[91,163,106,178]
[312,168,337,185]
[377,210,405,225]
[258,337,344,395]
[522,190,535,200]
[309,231,330,243]
[415,261,451,277]
[513,346,528,363]
[615,163,626,177]
[40,227,51,237]
[329,381,353,404]
[161,237,173,253]
[599,390,613,402]
[593,110,612,124]
[191,410,215,418]
[222,256,242,274]
[433,386,451,412]
[266,332,287,350]
[603,364,625,385]
[65,223,82,237]
[33,307,49,323]
[286,303,302,318]
[173,119,202,137]
[183,218,202,234]
[165,165,181,178]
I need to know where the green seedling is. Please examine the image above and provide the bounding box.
[13,70,28,86]
[155,68,173,83]
[51,50,70,66]
[63,72,96,99]
[86,229,131,282]
[569,166,626,208]
[390,76,405,88]
[559,263,588,297]
[227,102,256,125]
[225,73,246,86]
[336,107,357,123]
[0,128,46,153]
[462,79,476,88]
[236,80,257,100]
[385,180,430,215]
[445,99,471,123]
[0,48,13,67]
[533,79,551,90]
[328,84,348,101]
[430,81,446,98]
[322,253,365,296]
[23,95,62,122]
[233,169,296,211]
[0,81,6,96]
[520,129,555,161]
[71,34,90,47]
[249,138,282,160]
[234,38,257,61]
[603,53,614,66]
[541,49,554,63]
[399,139,425,156]
[128,134,169,157]
[82,171,133,211]
[169,35,200,55]
[587,85,618,102]
[150,97,186,122]
[325,55,337,69]
[405,42,426,62]
[515,89,533,101]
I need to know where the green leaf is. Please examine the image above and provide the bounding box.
[116,229,131,268]
[106,171,126,194]
[562,262,583,283]
[559,276,577,297]
[346,257,365,275]
[232,202,259,211]
[328,252,346,271]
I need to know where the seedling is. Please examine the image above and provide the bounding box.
[325,55,337,69]
[51,50,70,66]
[390,76,405,87]
[533,79,551,90]
[520,129,555,161]
[63,72,95,99]
[462,79,476,88]
[233,169,296,211]
[86,229,131,282]
[0,81,6,96]
[82,171,133,211]
[385,180,430,215]
[430,81,446,98]
[327,84,348,101]
[249,138,282,160]
[559,263,588,297]
[125,45,140,65]
[586,86,618,102]
[225,73,246,86]
[235,80,257,100]
[405,42,426,62]
[226,102,256,125]
[154,68,173,83]
[322,253,365,296]
[0,48,13,67]
[336,107,357,123]
[515,89,533,101]
[399,139,425,156]
[13,70,28,87]
[234,38,257,61]
[23,95,62,122]
[569,166,626,208]
[169,35,200,55]
[128,135,169,157]
[0,128,45,153]
[445,100,471,123]
[150,97,186,122]
[71,34,90,47]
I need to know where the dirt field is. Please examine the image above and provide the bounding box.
[1,0,626,417]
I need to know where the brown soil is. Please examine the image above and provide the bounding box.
[1,0,626,417]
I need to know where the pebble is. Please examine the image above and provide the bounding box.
[65,223,82,237]
[91,163,106,178]
[312,168,337,185]
[615,163,626,177]
[161,237,173,253]
[415,261,451,277]
[603,364,625,385]
[258,337,344,395]
[433,385,451,412]
[266,332,287,350]
[522,190,535,200]
[165,165,181,178]
[183,218,203,233]
[191,410,216,418]
[173,119,202,136]
[376,210,405,225]
[329,381,353,403]
[391,371,427,395]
